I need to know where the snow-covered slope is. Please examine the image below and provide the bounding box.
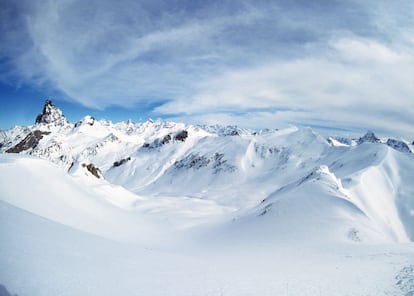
[0,154,163,244]
[225,165,386,243]
[1,99,414,295]
[2,197,413,296]
[0,154,413,296]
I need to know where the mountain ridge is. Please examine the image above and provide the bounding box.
[1,99,413,243]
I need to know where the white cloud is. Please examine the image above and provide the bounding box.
[1,0,413,137]
[157,36,414,112]
[17,0,264,108]
[156,35,414,138]
[332,38,401,63]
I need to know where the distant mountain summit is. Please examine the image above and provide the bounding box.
[386,138,412,154]
[35,99,68,126]
[356,130,412,153]
[357,131,380,144]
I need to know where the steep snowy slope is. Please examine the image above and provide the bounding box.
[0,154,163,244]
[321,142,414,242]
[345,146,414,241]
[224,165,385,243]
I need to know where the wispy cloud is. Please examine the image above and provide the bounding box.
[156,35,414,136]
[0,0,413,137]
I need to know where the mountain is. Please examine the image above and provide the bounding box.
[1,99,413,242]
[386,138,412,153]
[1,99,414,295]
[357,130,381,144]
[35,99,68,126]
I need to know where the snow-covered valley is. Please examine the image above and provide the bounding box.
[1,100,413,295]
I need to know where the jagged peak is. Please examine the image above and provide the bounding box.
[35,99,68,126]
[357,130,380,144]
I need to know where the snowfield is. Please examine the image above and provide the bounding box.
[0,100,413,295]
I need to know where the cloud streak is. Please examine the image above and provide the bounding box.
[0,0,413,137]
[156,35,414,136]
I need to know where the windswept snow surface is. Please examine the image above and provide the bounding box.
[1,104,414,295]
[1,198,413,296]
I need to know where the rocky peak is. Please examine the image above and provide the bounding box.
[357,131,380,144]
[386,139,412,153]
[35,99,68,126]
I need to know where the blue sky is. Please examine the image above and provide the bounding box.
[0,0,413,138]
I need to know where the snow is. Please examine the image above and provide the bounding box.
[2,201,414,296]
[1,101,414,295]
[1,150,413,295]
[1,196,414,296]
[220,164,388,243]
[0,154,166,245]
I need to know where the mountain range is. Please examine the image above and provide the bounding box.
[1,99,413,242]
[1,99,413,295]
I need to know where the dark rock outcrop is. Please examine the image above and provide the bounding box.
[6,130,50,153]
[174,152,236,173]
[82,163,102,178]
[174,130,188,142]
[386,139,412,153]
[142,130,189,149]
[174,153,211,169]
[161,134,172,145]
[142,134,171,149]
[113,157,131,167]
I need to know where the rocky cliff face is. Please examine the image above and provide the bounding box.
[6,130,51,153]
